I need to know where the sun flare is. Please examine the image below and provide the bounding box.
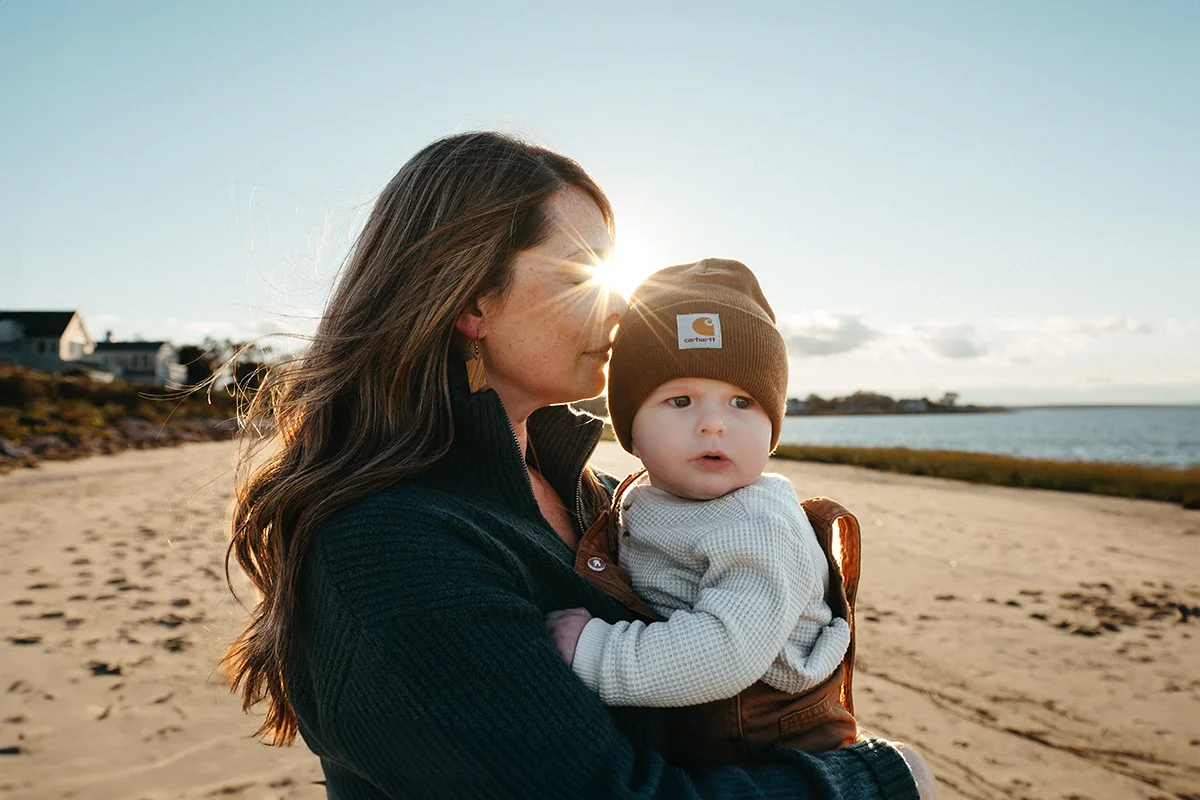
[550,221,664,304]
[592,235,661,300]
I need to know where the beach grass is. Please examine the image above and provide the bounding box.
[771,443,1200,509]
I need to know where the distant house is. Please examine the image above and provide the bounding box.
[91,337,187,386]
[0,310,107,376]
[898,398,930,413]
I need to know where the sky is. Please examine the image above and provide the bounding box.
[2,1,1198,405]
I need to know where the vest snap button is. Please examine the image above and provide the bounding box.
[587,557,605,572]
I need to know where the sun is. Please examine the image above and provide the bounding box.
[590,229,662,300]
[547,220,664,304]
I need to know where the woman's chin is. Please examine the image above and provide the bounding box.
[583,372,607,401]
[538,376,605,408]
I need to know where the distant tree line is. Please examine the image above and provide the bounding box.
[788,390,1001,415]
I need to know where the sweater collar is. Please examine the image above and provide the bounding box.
[425,360,606,519]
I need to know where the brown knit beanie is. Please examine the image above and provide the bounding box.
[607,258,789,453]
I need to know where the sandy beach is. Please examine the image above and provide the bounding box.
[2,441,1197,799]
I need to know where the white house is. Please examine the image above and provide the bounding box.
[0,310,99,371]
[90,338,188,386]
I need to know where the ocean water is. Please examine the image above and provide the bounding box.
[777,407,1200,469]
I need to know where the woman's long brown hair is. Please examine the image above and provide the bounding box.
[220,132,614,745]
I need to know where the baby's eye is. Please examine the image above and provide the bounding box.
[667,396,691,408]
[731,396,753,410]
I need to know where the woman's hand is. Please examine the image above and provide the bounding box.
[544,607,593,666]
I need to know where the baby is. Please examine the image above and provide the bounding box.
[548,258,857,763]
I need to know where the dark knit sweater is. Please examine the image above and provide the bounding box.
[286,365,919,799]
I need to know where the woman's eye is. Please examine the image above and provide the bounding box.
[668,396,691,408]
[731,396,752,409]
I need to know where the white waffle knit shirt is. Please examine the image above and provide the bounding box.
[571,472,851,707]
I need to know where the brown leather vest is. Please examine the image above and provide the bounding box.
[573,469,861,764]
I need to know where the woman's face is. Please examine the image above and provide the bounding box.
[474,187,624,415]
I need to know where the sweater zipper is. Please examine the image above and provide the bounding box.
[574,475,586,535]
[506,414,589,546]
[502,414,538,505]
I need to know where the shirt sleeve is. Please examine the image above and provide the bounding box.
[301,504,918,800]
[571,506,821,707]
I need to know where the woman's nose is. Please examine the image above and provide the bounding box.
[606,287,630,321]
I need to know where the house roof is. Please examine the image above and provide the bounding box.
[0,311,77,338]
[93,341,168,352]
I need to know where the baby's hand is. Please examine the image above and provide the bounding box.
[544,607,593,666]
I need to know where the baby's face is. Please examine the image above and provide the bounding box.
[630,377,773,500]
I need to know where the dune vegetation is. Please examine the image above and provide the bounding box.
[0,363,238,471]
[771,443,1200,509]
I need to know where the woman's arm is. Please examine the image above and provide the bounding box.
[568,508,822,706]
[296,501,918,800]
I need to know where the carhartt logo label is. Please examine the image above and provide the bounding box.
[677,313,722,349]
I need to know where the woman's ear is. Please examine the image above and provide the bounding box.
[454,300,486,340]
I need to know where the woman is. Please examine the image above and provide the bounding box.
[222,132,931,799]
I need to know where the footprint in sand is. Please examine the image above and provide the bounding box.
[8,636,42,646]
[144,725,184,743]
[207,782,257,796]
[87,661,122,676]
[160,637,192,653]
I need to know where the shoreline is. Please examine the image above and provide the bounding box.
[597,426,1198,507]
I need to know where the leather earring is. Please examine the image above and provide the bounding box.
[466,337,487,393]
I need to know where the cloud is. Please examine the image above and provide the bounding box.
[996,316,1156,338]
[883,321,990,361]
[781,313,882,357]
[926,327,988,359]
[1161,318,1200,336]
[774,312,1187,368]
